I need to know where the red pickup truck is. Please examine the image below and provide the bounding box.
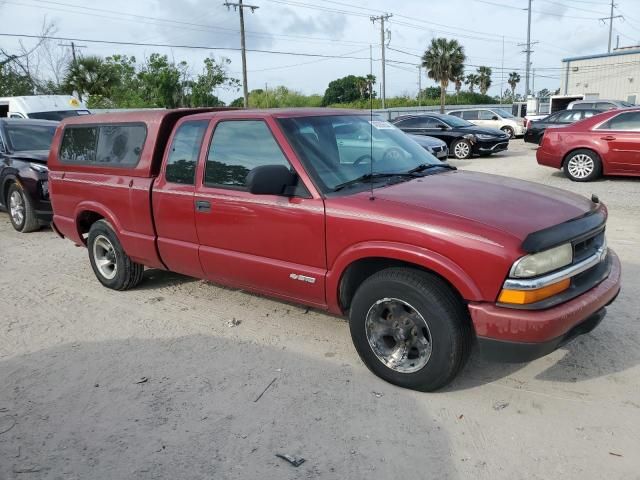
[48,108,621,391]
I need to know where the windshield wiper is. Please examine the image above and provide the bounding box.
[407,163,457,174]
[333,172,417,192]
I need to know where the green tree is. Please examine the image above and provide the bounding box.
[0,64,33,95]
[477,66,492,95]
[465,73,480,94]
[421,37,466,113]
[322,74,375,106]
[137,54,183,108]
[537,88,551,99]
[188,57,240,107]
[63,55,118,103]
[508,72,521,99]
[248,86,322,108]
[453,72,465,95]
[229,97,245,107]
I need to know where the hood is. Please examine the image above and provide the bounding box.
[7,150,49,163]
[372,170,595,242]
[408,134,447,148]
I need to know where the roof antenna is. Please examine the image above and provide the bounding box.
[369,44,375,201]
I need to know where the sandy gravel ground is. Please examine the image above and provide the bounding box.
[0,140,638,479]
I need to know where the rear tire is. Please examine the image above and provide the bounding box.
[349,268,472,392]
[563,149,602,182]
[87,219,144,290]
[7,183,40,233]
[451,139,472,159]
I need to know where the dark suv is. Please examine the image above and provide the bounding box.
[0,119,57,232]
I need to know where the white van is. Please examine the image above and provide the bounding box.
[0,95,90,120]
[447,107,525,138]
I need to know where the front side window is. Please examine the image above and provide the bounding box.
[478,110,495,120]
[395,117,425,128]
[493,108,515,119]
[572,102,594,110]
[598,111,640,131]
[278,115,444,193]
[5,124,56,151]
[60,124,146,166]
[165,120,208,185]
[205,120,290,189]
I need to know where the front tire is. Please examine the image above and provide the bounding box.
[88,220,144,290]
[501,126,515,138]
[451,139,473,159]
[349,268,472,392]
[7,183,40,233]
[563,149,602,182]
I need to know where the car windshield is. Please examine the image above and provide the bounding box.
[277,115,445,193]
[493,108,515,118]
[439,115,474,128]
[6,124,56,151]
[28,110,91,121]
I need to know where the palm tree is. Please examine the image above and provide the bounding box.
[508,72,521,99]
[477,66,492,95]
[453,72,465,96]
[421,38,466,113]
[465,73,480,94]
[64,55,117,102]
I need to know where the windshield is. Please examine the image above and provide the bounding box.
[6,124,56,151]
[493,108,515,118]
[28,110,91,121]
[440,115,474,128]
[278,115,445,193]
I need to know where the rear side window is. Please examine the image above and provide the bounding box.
[165,120,208,185]
[572,102,594,110]
[598,111,640,131]
[448,111,462,118]
[478,110,495,120]
[395,117,425,128]
[205,120,290,189]
[462,110,479,120]
[60,124,146,166]
[595,102,616,110]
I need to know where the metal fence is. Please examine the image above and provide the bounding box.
[373,104,515,120]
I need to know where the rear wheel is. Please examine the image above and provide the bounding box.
[7,183,40,233]
[451,139,472,159]
[88,220,144,290]
[349,268,472,391]
[563,149,602,182]
[501,126,515,138]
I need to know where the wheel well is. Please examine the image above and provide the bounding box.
[76,211,105,244]
[338,257,465,313]
[2,178,15,205]
[561,148,600,168]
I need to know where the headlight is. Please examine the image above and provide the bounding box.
[40,180,49,198]
[30,163,48,173]
[463,133,476,142]
[475,134,498,140]
[510,243,573,278]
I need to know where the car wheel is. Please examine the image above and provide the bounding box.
[88,219,144,290]
[349,267,472,392]
[7,183,40,233]
[563,149,602,182]
[501,126,515,138]
[451,139,472,159]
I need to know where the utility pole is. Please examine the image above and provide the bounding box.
[532,68,536,97]
[600,1,623,53]
[224,0,259,108]
[58,41,86,101]
[524,0,532,99]
[371,13,392,109]
[417,65,422,107]
[500,35,505,104]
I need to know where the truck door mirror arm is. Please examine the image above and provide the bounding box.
[246,164,297,196]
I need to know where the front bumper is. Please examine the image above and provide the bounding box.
[469,249,621,362]
[432,146,449,160]
[476,141,509,154]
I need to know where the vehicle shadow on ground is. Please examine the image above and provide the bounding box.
[136,269,199,290]
[0,336,455,480]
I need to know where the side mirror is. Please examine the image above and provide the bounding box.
[491,116,499,121]
[246,164,296,196]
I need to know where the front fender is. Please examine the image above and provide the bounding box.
[326,241,483,315]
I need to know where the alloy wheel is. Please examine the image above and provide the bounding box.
[93,235,118,280]
[365,298,433,373]
[454,142,470,159]
[567,154,595,179]
[9,191,25,227]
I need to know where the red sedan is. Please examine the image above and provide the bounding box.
[537,108,640,181]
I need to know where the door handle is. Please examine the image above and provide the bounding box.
[601,135,616,141]
[195,200,211,213]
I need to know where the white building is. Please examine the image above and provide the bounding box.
[560,47,640,104]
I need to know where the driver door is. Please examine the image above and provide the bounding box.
[193,116,327,307]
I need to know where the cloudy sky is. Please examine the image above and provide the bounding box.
[2,0,640,103]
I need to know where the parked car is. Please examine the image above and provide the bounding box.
[0,118,57,232]
[407,134,449,160]
[447,107,525,138]
[524,109,600,144]
[0,95,90,120]
[537,108,640,181]
[567,99,634,111]
[49,108,620,391]
[392,113,510,159]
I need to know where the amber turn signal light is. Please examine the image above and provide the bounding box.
[498,278,571,305]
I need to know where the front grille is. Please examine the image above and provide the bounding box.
[573,230,605,264]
